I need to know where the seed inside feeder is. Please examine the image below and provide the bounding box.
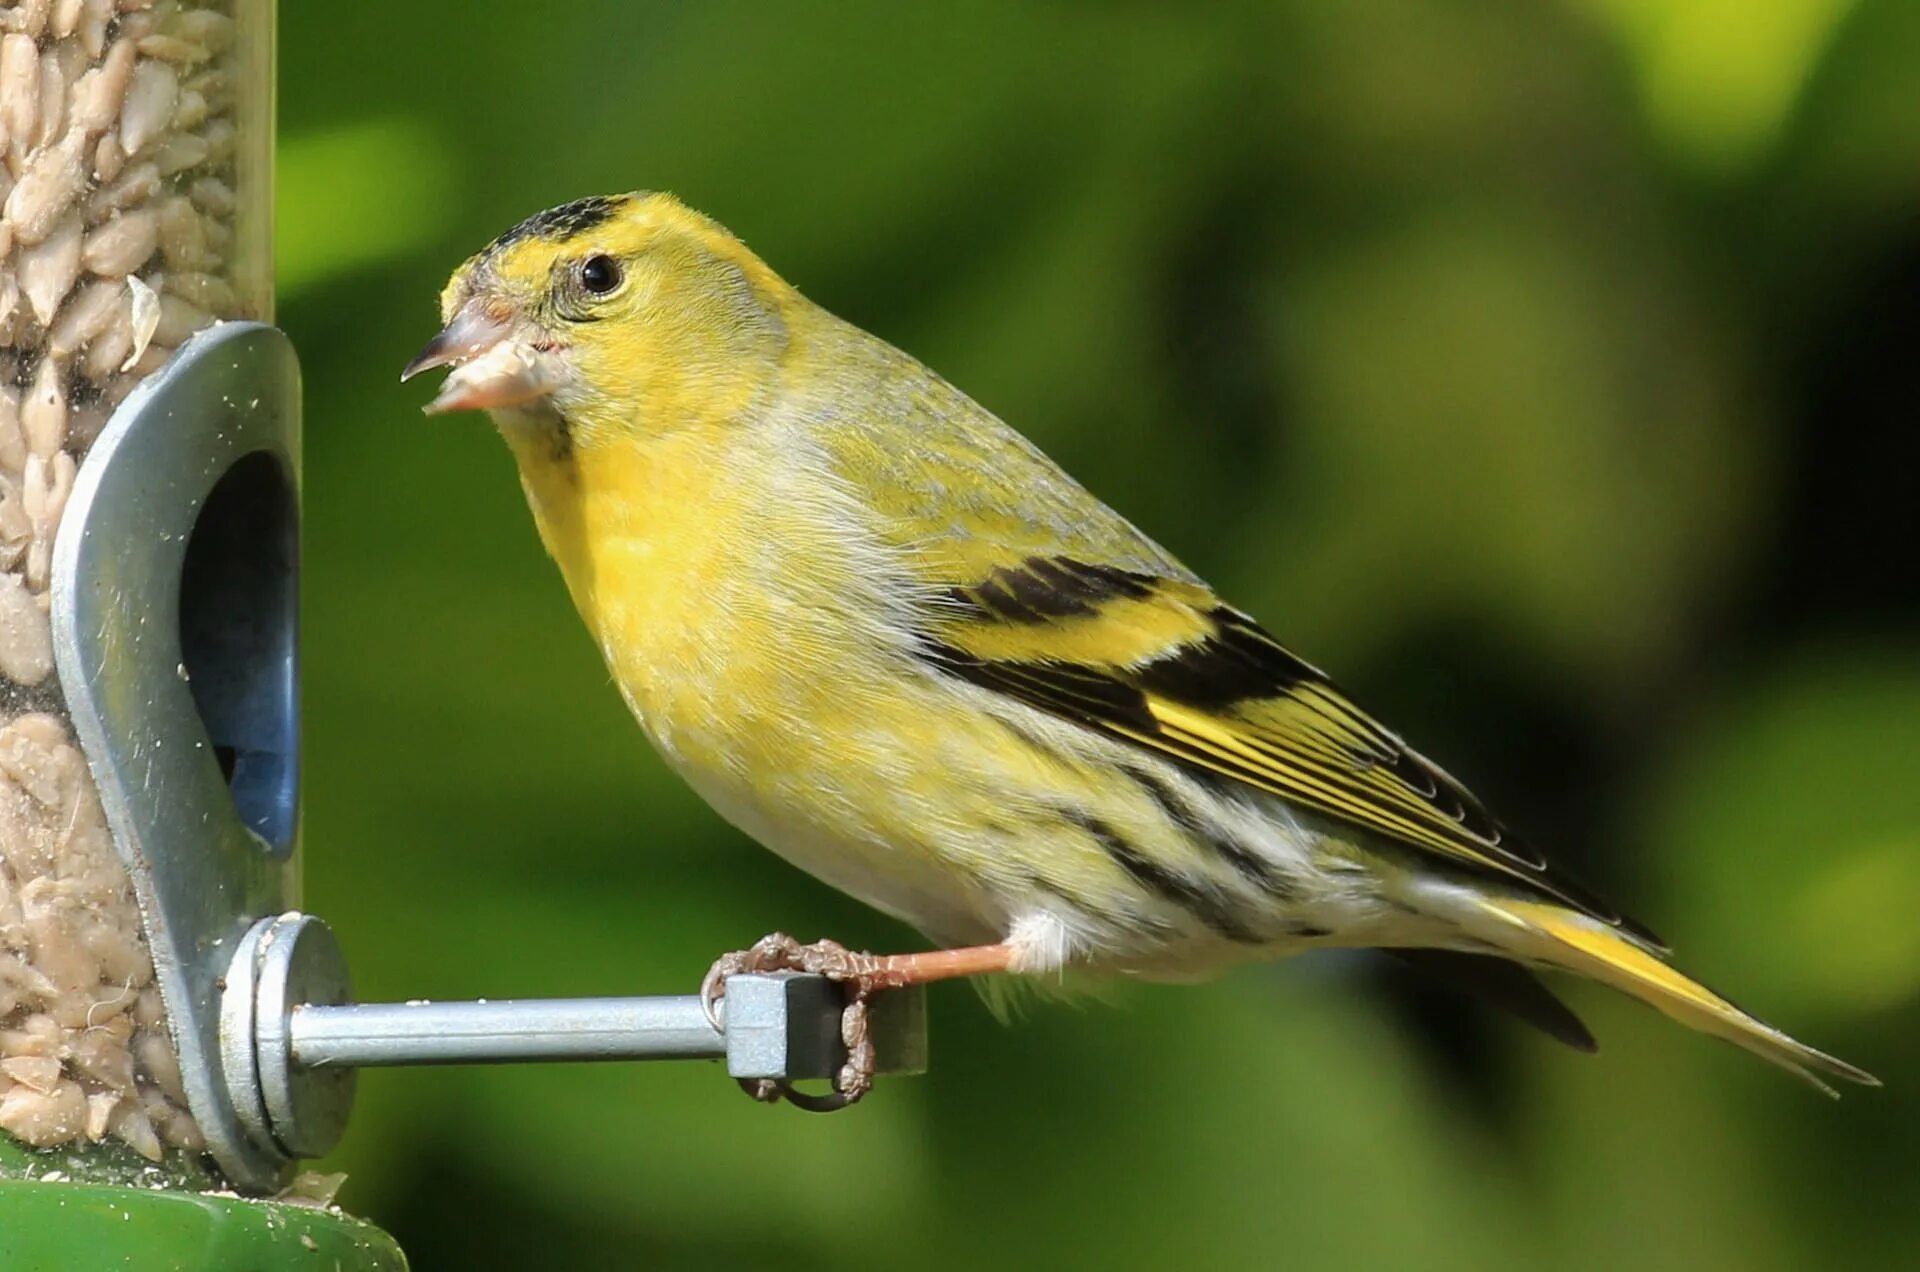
[0,0,266,1166]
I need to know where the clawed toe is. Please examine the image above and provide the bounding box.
[701,933,884,1111]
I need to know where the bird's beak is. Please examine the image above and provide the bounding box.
[401,303,559,415]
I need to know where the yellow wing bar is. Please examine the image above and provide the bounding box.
[924,561,1660,948]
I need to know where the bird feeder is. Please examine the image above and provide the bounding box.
[0,3,923,1263]
[0,0,276,1174]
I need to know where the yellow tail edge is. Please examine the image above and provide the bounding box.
[1476,897,1880,1096]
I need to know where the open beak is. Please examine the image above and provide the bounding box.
[401,304,559,415]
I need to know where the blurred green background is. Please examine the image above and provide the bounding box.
[282,1,1919,1267]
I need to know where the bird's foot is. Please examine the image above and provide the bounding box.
[701,933,883,1113]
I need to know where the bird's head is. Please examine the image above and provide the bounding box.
[402,192,791,437]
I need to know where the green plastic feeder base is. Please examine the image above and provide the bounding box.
[0,1180,408,1271]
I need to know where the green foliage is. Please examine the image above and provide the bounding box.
[279,119,457,299]
[280,1,1918,1266]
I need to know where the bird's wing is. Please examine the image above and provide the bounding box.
[915,554,1661,948]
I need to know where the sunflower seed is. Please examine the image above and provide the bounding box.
[50,445,73,509]
[110,338,168,388]
[134,33,211,65]
[0,509,28,573]
[33,42,69,151]
[21,358,66,459]
[48,276,122,356]
[116,56,175,156]
[0,1013,59,1059]
[87,157,155,219]
[182,66,225,111]
[157,1107,202,1151]
[5,129,88,243]
[150,290,207,345]
[165,10,232,56]
[0,1054,61,1094]
[2,2,51,41]
[0,385,22,470]
[133,27,190,59]
[146,127,204,175]
[68,34,134,135]
[81,206,157,275]
[0,573,51,684]
[79,0,111,60]
[0,35,39,154]
[80,305,129,379]
[185,173,230,216]
[18,211,82,322]
[0,1077,86,1145]
[20,449,74,589]
[107,1100,161,1160]
[52,0,83,41]
[135,1028,183,1104]
[163,268,230,311]
[169,86,205,132]
[155,192,206,269]
[91,126,121,180]
[83,1090,115,1139]
[114,5,155,39]
[200,115,229,161]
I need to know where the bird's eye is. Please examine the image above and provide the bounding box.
[579,254,622,295]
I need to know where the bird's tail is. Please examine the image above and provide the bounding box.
[1473,895,1879,1095]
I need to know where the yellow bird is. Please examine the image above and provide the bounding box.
[403,191,1875,1106]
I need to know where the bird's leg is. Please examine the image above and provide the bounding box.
[849,942,1020,987]
[701,935,1015,1111]
[700,935,1016,1021]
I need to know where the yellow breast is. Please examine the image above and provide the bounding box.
[498,413,1020,935]
[501,415,886,775]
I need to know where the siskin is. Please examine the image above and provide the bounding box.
[404,192,1875,1105]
